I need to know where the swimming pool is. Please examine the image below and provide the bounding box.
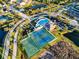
[36,18,49,27]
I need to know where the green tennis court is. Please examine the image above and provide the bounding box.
[21,27,56,58]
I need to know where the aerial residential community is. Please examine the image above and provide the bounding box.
[0,0,79,59]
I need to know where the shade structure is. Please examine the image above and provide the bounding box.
[21,27,56,58]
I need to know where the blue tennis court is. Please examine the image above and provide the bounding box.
[21,27,56,58]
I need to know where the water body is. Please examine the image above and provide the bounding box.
[64,30,79,46]
[0,15,12,21]
[0,30,7,47]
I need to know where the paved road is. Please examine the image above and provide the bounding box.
[12,29,18,59]
[2,3,30,59]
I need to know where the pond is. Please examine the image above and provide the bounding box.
[64,30,79,46]
[0,15,12,21]
[0,30,7,47]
